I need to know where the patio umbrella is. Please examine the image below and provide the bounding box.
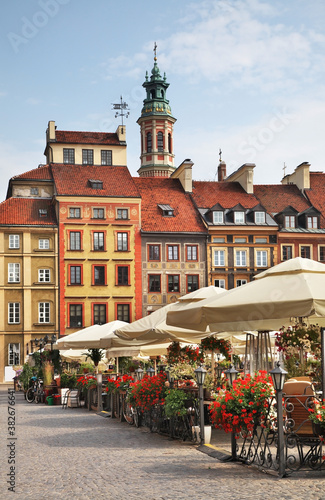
[55,320,129,349]
[166,258,325,333]
[108,285,227,345]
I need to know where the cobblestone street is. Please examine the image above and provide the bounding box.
[1,387,325,500]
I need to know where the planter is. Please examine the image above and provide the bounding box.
[312,422,325,437]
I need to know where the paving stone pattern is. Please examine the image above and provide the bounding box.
[0,387,325,500]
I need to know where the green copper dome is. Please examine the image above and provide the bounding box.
[140,58,174,118]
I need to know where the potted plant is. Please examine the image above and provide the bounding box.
[83,349,104,369]
[308,401,325,436]
[164,389,188,418]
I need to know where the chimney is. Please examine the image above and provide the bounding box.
[218,161,227,182]
[47,121,56,142]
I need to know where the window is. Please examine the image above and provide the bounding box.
[93,266,106,285]
[39,238,49,249]
[147,132,152,153]
[39,302,50,323]
[8,303,20,324]
[149,275,161,292]
[8,263,20,282]
[307,216,318,229]
[234,212,245,224]
[117,304,130,322]
[235,250,247,267]
[213,211,224,224]
[284,215,295,228]
[69,265,82,285]
[167,245,179,261]
[214,250,225,267]
[214,279,225,289]
[148,245,160,261]
[101,150,112,166]
[168,275,180,292]
[69,304,82,328]
[93,208,105,219]
[8,343,20,365]
[117,232,128,251]
[187,275,199,292]
[213,237,226,243]
[117,266,129,286]
[255,237,267,244]
[69,207,81,218]
[234,237,247,243]
[82,149,94,165]
[116,208,128,220]
[300,246,311,259]
[39,209,48,218]
[30,187,38,195]
[168,133,172,153]
[157,131,164,152]
[93,304,107,325]
[255,212,266,224]
[186,245,198,261]
[93,232,105,251]
[69,232,81,250]
[319,246,325,262]
[63,148,75,164]
[9,235,19,249]
[256,250,267,267]
[282,245,293,261]
[236,279,247,287]
[39,269,50,282]
[89,179,103,190]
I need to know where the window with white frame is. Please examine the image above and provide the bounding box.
[117,208,128,220]
[93,232,105,251]
[307,216,318,229]
[8,343,20,365]
[63,148,75,164]
[39,269,50,282]
[8,303,20,324]
[39,238,50,249]
[213,211,224,224]
[9,235,20,249]
[8,263,20,282]
[234,212,245,224]
[256,250,267,267]
[186,245,198,261]
[82,149,94,165]
[284,215,295,228]
[255,212,266,224]
[236,279,247,287]
[93,208,105,219]
[214,250,225,267]
[39,302,50,323]
[167,245,179,260]
[101,150,112,166]
[214,279,225,289]
[69,207,81,218]
[69,232,81,250]
[117,232,128,251]
[235,250,247,267]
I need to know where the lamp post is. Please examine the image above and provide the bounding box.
[270,361,287,478]
[136,367,144,381]
[195,365,207,445]
[96,372,103,413]
[165,367,174,389]
[147,366,155,378]
[225,364,238,460]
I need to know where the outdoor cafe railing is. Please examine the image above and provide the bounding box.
[234,392,325,476]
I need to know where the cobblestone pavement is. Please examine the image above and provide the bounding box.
[1,387,325,500]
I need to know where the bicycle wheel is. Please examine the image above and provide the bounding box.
[26,388,35,403]
[123,400,134,425]
[35,394,40,404]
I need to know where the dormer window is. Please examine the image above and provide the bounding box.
[31,187,38,196]
[158,204,174,217]
[89,179,103,190]
[213,211,224,224]
[255,212,265,224]
[307,216,318,229]
[234,211,245,224]
[284,215,295,228]
[39,209,48,218]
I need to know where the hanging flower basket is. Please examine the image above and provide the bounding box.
[200,336,231,360]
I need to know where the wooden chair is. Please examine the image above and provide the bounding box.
[283,380,315,436]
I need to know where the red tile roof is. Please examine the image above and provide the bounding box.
[254,184,311,214]
[51,164,140,198]
[12,165,52,180]
[0,198,56,226]
[192,181,259,209]
[134,177,206,233]
[54,130,121,146]
[305,172,325,228]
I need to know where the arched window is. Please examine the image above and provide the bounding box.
[147,132,152,153]
[157,131,164,152]
[168,133,172,153]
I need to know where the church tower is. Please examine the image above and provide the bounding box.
[137,47,176,177]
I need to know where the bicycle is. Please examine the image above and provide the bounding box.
[26,377,44,403]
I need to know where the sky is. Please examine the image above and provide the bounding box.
[0,0,325,203]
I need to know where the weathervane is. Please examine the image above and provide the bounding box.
[153,41,157,61]
[219,148,222,162]
[112,96,130,133]
[283,162,287,177]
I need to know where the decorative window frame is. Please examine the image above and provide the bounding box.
[68,264,83,285]
[68,302,83,328]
